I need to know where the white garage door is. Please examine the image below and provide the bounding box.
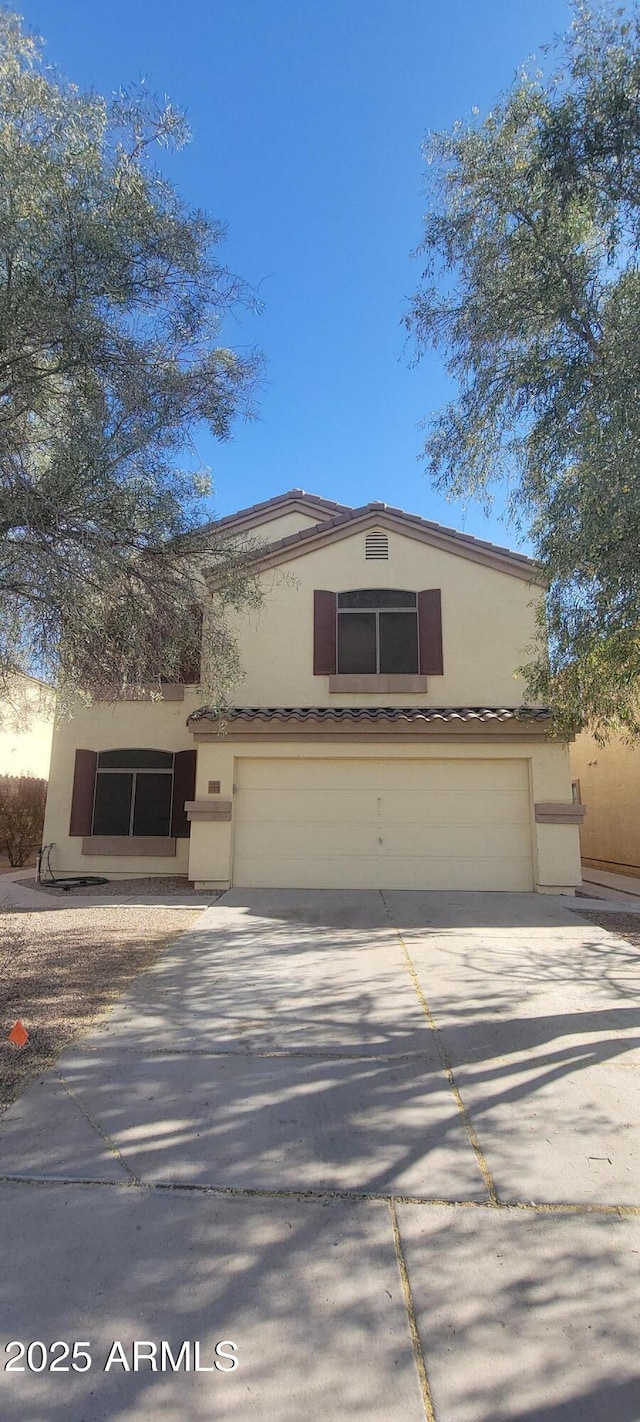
[233,757,533,890]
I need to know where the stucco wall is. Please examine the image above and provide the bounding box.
[188,737,579,892]
[41,515,570,888]
[42,704,579,889]
[222,528,542,707]
[0,678,54,778]
[571,732,640,874]
[42,695,201,877]
[236,510,325,543]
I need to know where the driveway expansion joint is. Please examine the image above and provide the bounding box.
[86,1045,444,1061]
[379,890,498,1206]
[390,1199,437,1422]
[54,1071,140,1185]
[1,1172,638,1214]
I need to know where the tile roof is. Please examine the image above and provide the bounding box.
[197,489,353,535]
[249,501,537,572]
[186,489,538,577]
[188,705,553,725]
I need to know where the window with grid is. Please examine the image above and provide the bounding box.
[92,749,174,836]
[337,590,418,674]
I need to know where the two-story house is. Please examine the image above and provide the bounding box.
[41,490,584,893]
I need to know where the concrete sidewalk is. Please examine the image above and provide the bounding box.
[2,888,640,1420]
[583,866,640,897]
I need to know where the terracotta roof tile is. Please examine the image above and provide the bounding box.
[197,489,353,536]
[188,705,553,725]
[178,489,538,576]
[256,503,537,571]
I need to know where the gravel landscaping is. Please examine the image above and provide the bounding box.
[0,904,203,1113]
[17,873,215,899]
[578,910,640,948]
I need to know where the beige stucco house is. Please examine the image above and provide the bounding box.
[42,489,584,892]
[0,674,54,779]
[570,733,640,878]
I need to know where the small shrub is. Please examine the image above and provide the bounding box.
[0,777,47,867]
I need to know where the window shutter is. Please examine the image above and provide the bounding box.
[313,590,337,674]
[69,750,97,836]
[418,589,444,675]
[171,749,197,838]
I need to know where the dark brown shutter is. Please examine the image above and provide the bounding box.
[171,749,196,837]
[418,589,444,675]
[313,590,337,674]
[69,750,97,835]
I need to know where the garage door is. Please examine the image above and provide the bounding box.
[232,757,533,890]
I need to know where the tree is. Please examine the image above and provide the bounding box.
[0,10,262,715]
[0,775,46,866]
[405,2,640,739]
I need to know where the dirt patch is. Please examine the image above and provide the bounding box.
[0,904,203,1113]
[16,874,213,899]
[578,911,640,949]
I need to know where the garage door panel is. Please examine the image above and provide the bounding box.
[233,757,533,891]
[234,820,383,859]
[376,823,531,859]
[235,788,378,823]
[239,788,529,830]
[380,789,529,826]
[231,854,385,890]
[233,851,532,892]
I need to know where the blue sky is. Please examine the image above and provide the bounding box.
[28,0,571,548]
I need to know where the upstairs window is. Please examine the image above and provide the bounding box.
[92,749,174,837]
[313,587,443,678]
[337,590,418,674]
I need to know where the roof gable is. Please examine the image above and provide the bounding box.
[198,489,352,539]
[235,501,541,584]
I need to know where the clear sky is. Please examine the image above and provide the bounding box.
[27,0,571,549]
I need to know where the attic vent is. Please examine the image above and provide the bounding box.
[365,530,389,560]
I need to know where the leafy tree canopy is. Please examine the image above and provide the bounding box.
[406,2,640,739]
[0,10,262,714]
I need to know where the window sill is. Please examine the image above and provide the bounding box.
[82,836,177,856]
[116,683,185,701]
[328,674,427,693]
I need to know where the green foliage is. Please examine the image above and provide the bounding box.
[0,11,262,710]
[0,775,46,866]
[406,3,640,739]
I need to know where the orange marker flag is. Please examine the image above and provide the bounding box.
[8,1021,29,1047]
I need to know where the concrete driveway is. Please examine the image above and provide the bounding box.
[1,889,640,1421]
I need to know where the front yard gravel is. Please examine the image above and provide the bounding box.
[0,904,202,1113]
[17,874,215,899]
[578,910,640,949]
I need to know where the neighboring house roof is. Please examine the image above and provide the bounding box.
[201,495,541,584]
[6,671,54,691]
[188,705,553,725]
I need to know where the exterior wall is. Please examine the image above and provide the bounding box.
[223,529,542,708]
[239,510,325,543]
[0,678,54,778]
[571,732,640,875]
[188,736,580,892]
[42,694,201,878]
[42,508,572,889]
